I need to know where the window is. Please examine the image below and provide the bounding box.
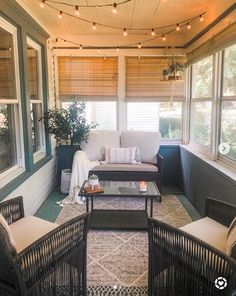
[220,44,236,163]
[190,56,213,149]
[0,17,23,181]
[127,102,182,139]
[27,37,45,161]
[126,57,185,140]
[62,101,117,130]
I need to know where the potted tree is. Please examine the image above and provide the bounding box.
[42,101,96,182]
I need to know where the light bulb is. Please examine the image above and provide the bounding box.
[138,42,141,49]
[116,46,120,52]
[40,0,45,8]
[75,5,79,15]
[176,24,180,31]
[58,11,63,19]
[151,29,155,36]
[92,22,96,30]
[79,44,82,50]
[187,23,191,29]
[112,3,117,13]
[162,35,166,41]
[123,28,127,36]
[199,14,204,22]
[63,40,66,45]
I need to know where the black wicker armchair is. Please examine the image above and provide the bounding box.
[0,196,90,296]
[148,197,236,296]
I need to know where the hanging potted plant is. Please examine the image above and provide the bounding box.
[162,68,171,81]
[168,62,184,80]
[41,101,97,181]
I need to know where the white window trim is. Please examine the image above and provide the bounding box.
[0,16,25,185]
[27,37,46,163]
[182,145,236,182]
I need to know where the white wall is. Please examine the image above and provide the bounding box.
[5,158,56,215]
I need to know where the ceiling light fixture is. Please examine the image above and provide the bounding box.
[79,44,82,50]
[58,11,63,19]
[187,22,191,29]
[199,14,204,22]
[151,28,155,36]
[93,22,96,30]
[116,46,120,51]
[176,24,180,31]
[63,40,66,44]
[162,35,166,41]
[138,42,141,49]
[75,5,79,15]
[40,0,45,8]
[123,28,128,36]
[112,3,118,13]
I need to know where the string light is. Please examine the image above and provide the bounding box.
[58,11,63,19]
[75,5,79,15]
[92,22,96,30]
[123,28,128,36]
[199,14,204,22]
[151,29,155,36]
[138,42,141,49]
[162,35,166,41]
[187,23,191,29]
[176,24,180,31]
[112,3,118,13]
[40,0,45,8]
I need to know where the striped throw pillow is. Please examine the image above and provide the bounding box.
[226,216,236,259]
[104,147,137,164]
[0,213,17,254]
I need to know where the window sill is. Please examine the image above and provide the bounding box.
[181,145,236,183]
[0,167,25,189]
[33,151,46,164]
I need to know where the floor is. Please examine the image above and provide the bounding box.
[35,189,200,294]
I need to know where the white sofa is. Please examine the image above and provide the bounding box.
[81,130,164,193]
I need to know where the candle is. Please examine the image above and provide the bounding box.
[139,181,147,192]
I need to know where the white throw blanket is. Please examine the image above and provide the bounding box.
[69,150,99,202]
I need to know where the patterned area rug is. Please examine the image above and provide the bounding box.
[56,195,192,295]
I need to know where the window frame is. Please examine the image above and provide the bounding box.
[0,16,25,187]
[188,55,215,156]
[26,37,46,163]
[217,45,236,167]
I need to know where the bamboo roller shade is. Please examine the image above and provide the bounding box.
[0,57,16,100]
[58,57,118,100]
[126,56,185,100]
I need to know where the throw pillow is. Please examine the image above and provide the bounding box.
[0,213,17,253]
[226,216,236,259]
[104,147,138,164]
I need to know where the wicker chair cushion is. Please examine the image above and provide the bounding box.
[226,216,236,259]
[9,216,58,253]
[180,217,228,253]
[0,213,16,252]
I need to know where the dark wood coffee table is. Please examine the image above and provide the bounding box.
[79,181,161,230]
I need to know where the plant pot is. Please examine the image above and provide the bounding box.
[162,75,169,81]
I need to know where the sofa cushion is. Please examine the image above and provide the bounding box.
[180,217,228,253]
[92,162,158,172]
[104,146,138,164]
[226,217,236,259]
[9,216,58,253]
[81,130,121,161]
[120,131,160,164]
